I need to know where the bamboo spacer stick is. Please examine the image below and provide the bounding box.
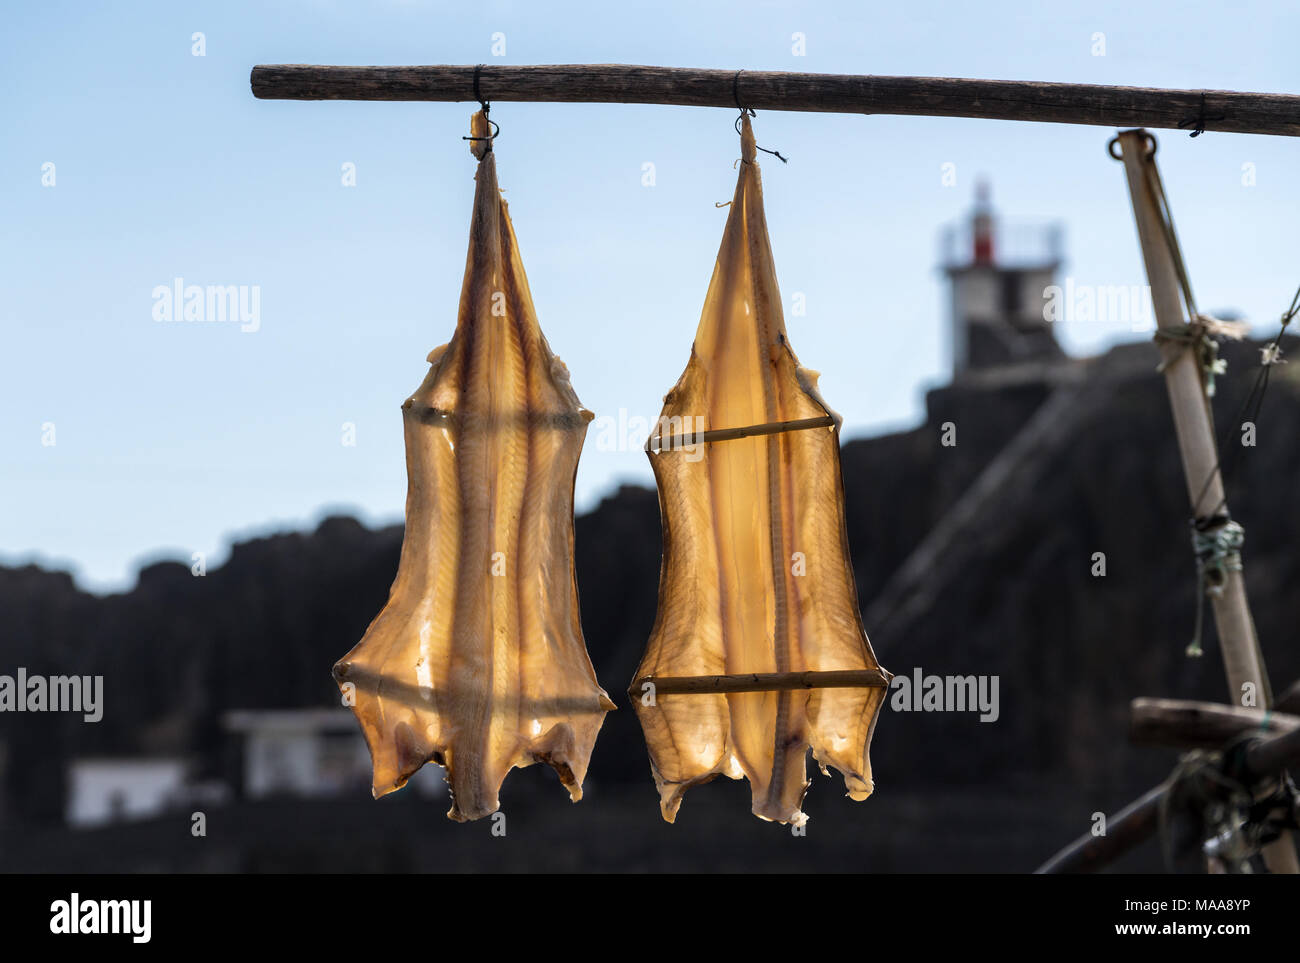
[250,64,1300,137]
[645,415,835,453]
[629,668,892,697]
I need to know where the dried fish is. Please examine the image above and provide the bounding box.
[334,112,614,822]
[633,114,889,826]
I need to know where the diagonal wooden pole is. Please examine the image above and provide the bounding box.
[250,64,1300,137]
[1116,128,1297,873]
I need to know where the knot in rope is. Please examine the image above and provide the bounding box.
[1153,313,1248,397]
[1186,517,1244,657]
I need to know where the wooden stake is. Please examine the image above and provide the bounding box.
[250,65,1300,137]
[1116,129,1296,873]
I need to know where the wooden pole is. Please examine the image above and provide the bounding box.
[1130,697,1300,750]
[250,65,1300,137]
[1037,786,1168,874]
[1116,129,1296,873]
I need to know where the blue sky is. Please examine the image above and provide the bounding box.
[3,0,1298,591]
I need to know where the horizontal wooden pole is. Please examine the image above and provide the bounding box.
[629,668,892,696]
[1130,695,1300,750]
[250,64,1300,136]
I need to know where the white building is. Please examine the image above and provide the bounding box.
[222,708,445,799]
[66,757,188,828]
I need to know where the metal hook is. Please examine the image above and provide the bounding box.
[462,63,500,152]
[731,73,788,165]
[462,119,501,146]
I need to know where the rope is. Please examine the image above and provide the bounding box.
[1144,155,1197,318]
[1177,93,1226,138]
[1140,152,1250,402]
[1130,140,1289,680]
[1186,517,1244,657]
[1109,133,1240,402]
[1190,282,1299,521]
[1153,314,1248,398]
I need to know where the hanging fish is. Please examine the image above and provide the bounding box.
[334,111,615,822]
[632,113,890,826]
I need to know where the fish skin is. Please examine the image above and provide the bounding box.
[633,114,887,826]
[334,113,614,822]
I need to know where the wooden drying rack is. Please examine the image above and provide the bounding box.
[252,65,1299,874]
[249,62,1297,700]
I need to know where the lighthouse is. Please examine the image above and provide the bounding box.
[943,181,1065,377]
